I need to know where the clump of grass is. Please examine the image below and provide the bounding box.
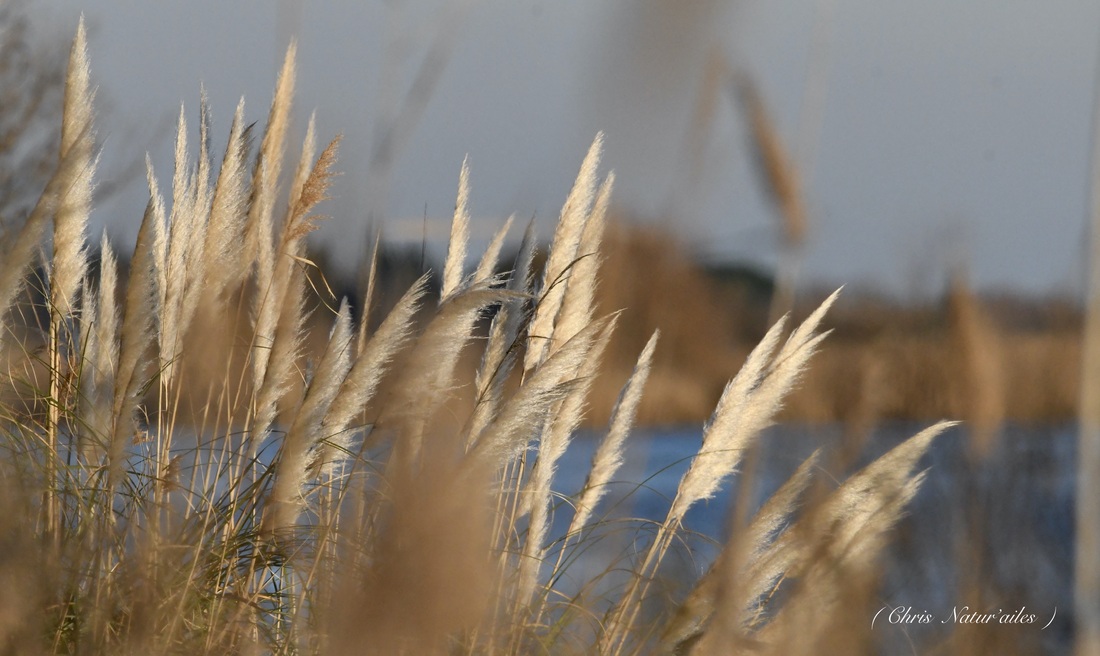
[0,23,952,655]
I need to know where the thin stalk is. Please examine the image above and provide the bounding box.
[604,522,679,656]
[46,313,62,545]
[486,451,530,654]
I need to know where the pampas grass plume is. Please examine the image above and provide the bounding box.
[203,98,252,301]
[569,328,658,538]
[523,133,602,373]
[265,300,354,534]
[442,156,471,300]
[52,16,96,316]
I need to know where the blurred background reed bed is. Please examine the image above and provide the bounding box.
[0,217,1083,432]
[0,8,1089,656]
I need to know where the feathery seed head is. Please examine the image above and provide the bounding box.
[52,17,98,316]
[442,157,472,301]
[524,134,603,373]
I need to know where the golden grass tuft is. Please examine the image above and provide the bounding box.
[0,25,959,655]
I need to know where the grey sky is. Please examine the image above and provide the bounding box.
[28,0,1100,297]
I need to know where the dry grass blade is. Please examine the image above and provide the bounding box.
[511,217,539,294]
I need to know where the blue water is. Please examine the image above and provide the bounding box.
[551,422,1076,653]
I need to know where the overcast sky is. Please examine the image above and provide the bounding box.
[28,0,1100,298]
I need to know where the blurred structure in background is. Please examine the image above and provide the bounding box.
[0,0,64,235]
